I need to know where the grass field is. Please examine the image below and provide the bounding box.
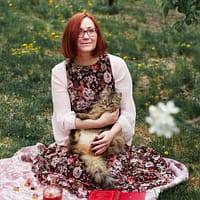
[0,0,200,199]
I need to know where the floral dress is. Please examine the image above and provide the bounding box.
[32,54,175,198]
[66,53,115,113]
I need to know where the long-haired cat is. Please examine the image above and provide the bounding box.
[67,88,125,189]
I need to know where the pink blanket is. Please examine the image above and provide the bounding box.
[0,144,189,200]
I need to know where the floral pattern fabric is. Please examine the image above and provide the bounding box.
[32,144,177,198]
[0,144,189,200]
[66,53,115,113]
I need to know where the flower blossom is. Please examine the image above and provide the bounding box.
[145,101,180,138]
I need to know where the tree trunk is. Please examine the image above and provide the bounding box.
[108,0,114,6]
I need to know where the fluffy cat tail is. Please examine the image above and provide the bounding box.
[81,154,115,189]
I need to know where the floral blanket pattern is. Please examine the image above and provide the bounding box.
[0,143,189,200]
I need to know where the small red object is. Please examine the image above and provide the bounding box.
[88,190,121,200]
[88,190,146,200]
[120,191,146,200]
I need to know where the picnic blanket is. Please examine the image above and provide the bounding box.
[0,143,189,200]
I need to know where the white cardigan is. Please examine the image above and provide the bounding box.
[51,54,136,146]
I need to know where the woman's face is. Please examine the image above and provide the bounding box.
[77,17,97,56]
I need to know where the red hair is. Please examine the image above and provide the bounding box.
[61,12,107,59]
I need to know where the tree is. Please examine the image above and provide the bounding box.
[161,0,200,30]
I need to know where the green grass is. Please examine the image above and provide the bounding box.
[0,0,200,199]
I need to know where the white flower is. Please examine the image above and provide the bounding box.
[145,101,180,138]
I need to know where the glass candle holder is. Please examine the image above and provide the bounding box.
[43,174,63,200]
[43,184,63,200]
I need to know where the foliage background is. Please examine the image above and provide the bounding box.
[0,0,199,199]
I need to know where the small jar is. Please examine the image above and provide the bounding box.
[43,175,63,200]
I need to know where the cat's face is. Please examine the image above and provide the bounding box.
[99,89,121,108]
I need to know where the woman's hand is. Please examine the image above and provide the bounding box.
[90,129,114,155]
[97,109,119,127]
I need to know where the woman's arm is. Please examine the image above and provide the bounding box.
[109,54,136,146]
[75,109,119,129]
[51,61,76,145]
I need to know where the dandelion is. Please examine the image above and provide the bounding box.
[181,43,186,47]
[154,58,160,63]
[186,44,191,48]
[137,63,143,68]
[148,63,155,67]
[60,19,65,23]
[164,151,169,155]
[21,43,28,47]
[82,9,87,13]
[49,0,53,4]
[145,101,180,138]
[11,42,40,56]
[151,47,155,51]
[51,32,59,39]
[123,55,129,60]
[145,102,150,107]
[88,0,93,7]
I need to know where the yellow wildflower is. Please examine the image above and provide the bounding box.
[145,102,150,107]
[88,0,93,7]
[151,47,155,51]
[123,56,129,60]
[21,43,28,47]
[60,19,65,23]
[82,9,87,13]
[180,43,186,47]
[164,151,169,155]
[154,59,160,63]
[137,63,143,68]
[148,63,155,67]
[186,44,191,48]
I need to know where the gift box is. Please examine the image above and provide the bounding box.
[88,190,146,200]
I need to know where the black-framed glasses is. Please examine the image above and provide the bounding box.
[78,27,97,38]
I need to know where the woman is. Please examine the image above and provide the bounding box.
[51,12,135,154]
[32,12,188,198]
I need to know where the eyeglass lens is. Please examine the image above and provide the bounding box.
[79,27,96,37]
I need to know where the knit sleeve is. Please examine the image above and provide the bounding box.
[109,54,136,146]
[51,61,76,145]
